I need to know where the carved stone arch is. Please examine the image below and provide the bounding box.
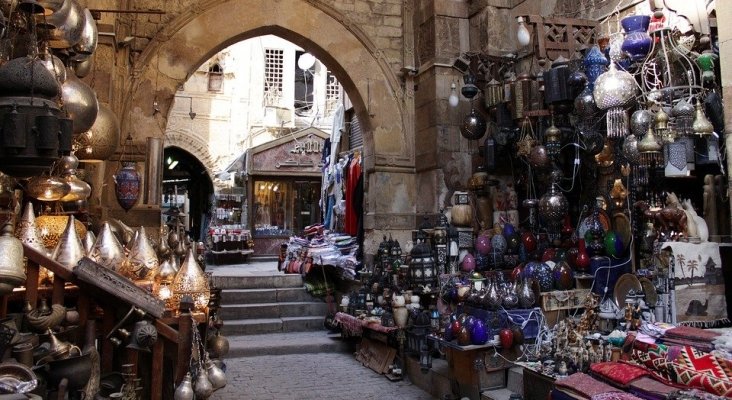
[120,0,418,254]
[122,0,412,171]
[163,129,216,182]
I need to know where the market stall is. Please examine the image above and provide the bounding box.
[244,128,328,257]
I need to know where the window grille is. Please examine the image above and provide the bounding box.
[264,48,284,106]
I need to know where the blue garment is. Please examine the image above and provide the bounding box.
[323,194,336,229]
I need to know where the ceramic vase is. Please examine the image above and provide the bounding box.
[552,261,574,290]
[393,306,408,328]
[114,161,140,211]
[575,239,591,272]
[470,319,489,345]
[517,278,535,308]
[499,328,514,348]
[620,15,652,62]
[533,262,554,292]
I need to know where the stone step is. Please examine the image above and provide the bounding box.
[212,274,303,289]
[225,332,353,358]
[219,301,329,319]
[481,388,519,400]
[220,287,317,304]
[221,316,325,335]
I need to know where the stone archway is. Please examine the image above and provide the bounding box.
[163,129,216,183]
[121,0,417,254]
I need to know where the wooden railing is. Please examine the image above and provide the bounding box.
[14,244,201,399]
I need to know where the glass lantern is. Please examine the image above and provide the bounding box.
[409,242,437,290]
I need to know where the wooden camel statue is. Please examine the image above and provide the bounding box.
[634,196,688,240]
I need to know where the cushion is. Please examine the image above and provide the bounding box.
[590,362,651,388]
[555,372,621,399]
[628,376,680,400]
[590,393,643,400]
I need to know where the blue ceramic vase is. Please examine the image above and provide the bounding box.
[621,15,652,62]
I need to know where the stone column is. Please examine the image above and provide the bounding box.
[719,1,732,237]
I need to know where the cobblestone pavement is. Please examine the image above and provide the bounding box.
[211,352,436,400]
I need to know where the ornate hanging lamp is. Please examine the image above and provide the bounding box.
[593,63,637,139]
[460,74,487,141]
[75,103,120,162]
[114,134,140,211]
[641,27,702,107]
[171,248,210,312]
[89,222,125,270]
[51,215,84,270]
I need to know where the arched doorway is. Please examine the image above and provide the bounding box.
[122,0,417,254]
[162,146,214,241]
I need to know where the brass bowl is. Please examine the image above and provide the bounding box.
[0,361,37,394]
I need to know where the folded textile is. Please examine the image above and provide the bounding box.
[552,388,587,400]
[555,372,622,399]
[591,393,643,400]
[665,326,721,343]
[590,362,652,389]
[662,338,716,354]
[629,376,681,400]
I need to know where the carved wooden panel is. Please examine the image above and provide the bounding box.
[524,15,598,61]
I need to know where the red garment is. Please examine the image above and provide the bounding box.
[344,155,361,236]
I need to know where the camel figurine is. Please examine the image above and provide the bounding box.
[634,194,688,241]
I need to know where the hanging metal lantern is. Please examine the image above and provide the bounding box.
[583,45,608,90]
[408,241,436,289]
[621,134,641,165]
[630,108,654,137]
[511,73,539,120]
[483,78,503,110]
[538,170,568,232]
[637,125,663,171]
[26,175,70,201]
[75,103,120,162]
[461,108,487,140]
[593,63,637,138]
[114,161,140,212]
[641,28,702,106]
[692,100,714,136]
[544,122,562,158]
[543,56,574,114]
[0,57,72,177]
[671,98,694,136]
[60,67,99,135]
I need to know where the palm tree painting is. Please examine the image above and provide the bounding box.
[676,254,686,277]
[686,259,699,286]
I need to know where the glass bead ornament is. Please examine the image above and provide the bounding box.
[593,63,637,139]
[171,248,211,312]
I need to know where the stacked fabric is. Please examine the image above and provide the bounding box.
[630,337,732,397]
[662,326,721,354]
[553,372,623,399]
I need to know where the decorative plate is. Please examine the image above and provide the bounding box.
[0,362,37,394]
[613,273,642,308]
[639,277,658,306]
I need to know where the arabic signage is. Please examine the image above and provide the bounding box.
[249,130,326,175]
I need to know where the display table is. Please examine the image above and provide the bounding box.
[334,312,398,337]
[515,362,556,399]
[428,335,509,399]
[206,226,254,264]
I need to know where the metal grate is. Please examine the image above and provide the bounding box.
[349,113,363,150]
[325,70,342,116]
[264,48,284,106]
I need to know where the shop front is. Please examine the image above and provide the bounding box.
[245,128,328,257]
